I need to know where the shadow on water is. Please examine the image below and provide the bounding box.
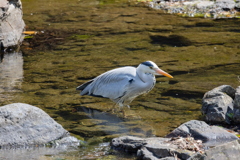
[150,34,193,47]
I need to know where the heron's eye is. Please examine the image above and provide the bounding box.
[149,66,153,69]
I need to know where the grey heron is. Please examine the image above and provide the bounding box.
[76,61,173,108]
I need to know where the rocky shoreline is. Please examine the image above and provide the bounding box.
[147,0,240,18]
[1,85,240,159]
[111,120,240,159]
[111,85,240,160]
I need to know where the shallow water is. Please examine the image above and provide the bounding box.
[0,0,240,159]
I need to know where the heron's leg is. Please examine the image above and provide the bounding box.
[118,103,124,113]
[122,105,141,119]
[107,103,123,113]
[120,105,130,117]
[106,103,117,113]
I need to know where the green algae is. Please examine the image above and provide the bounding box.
[69,34,94,40]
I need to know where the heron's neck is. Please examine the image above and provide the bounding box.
[137,69,155,83]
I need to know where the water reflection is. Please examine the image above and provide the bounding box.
[81,106,124,123]
[79,106,154,137]
[0,145,78,160]
[0,52,23,102]
[80,106,129,135]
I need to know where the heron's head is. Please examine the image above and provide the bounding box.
[139,61,173,78]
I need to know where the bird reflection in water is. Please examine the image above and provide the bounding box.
[79,106,130,135]
[78,105,155,137]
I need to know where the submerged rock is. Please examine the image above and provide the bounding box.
[0,0,25,49]
[0,103,80,148]
[111,120,239,160]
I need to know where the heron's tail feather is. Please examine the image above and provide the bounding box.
[76,80,94,92]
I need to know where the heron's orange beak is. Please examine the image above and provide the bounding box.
[154,68,173,78]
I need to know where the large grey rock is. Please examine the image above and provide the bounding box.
[236,0,240,9]
[204,139,240,160]
[137,138,196,160]
[234,86,240,109]
[233,86,240,123]
[0,103,80,148]
[215,0,236,10]
[111,136,198,160]
[188,140,240,160]
[202,85,240,124]
[165,120,238,146]
[111,136,146,153]
[111,120,240,159]
[202,85,235,124]
[0,0,25,49]
[196,1,215,9]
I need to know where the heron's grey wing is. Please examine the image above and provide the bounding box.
[81,67,136,100]
[76,79,94,91]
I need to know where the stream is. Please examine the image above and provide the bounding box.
[0,0,240,159]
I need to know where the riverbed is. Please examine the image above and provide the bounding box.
[0,0,240,159]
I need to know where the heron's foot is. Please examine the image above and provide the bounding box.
[106,104,120,113]
[123,113,141,120]
[106,108,116,113]
[120,109,141,120]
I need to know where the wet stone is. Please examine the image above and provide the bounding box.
[233,86,240,123]
[165,120,238,147]
[0,103,80,148]
[112,120,240,160]
[234,86,240,109]
[0,0,25,48]
[202,85,235,124]
[215,0,235,10]
[204,139,240,160]
[149,0,240,18]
